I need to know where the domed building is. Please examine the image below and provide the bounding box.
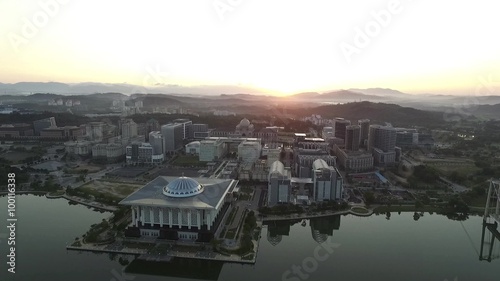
[120,175,237,242]
[235,118,254,137]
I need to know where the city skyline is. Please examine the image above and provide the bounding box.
[1,0,499,96]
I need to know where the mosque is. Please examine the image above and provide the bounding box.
[120,175,237,242]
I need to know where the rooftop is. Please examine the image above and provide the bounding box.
[119,176,237,209]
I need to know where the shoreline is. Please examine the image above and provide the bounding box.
[261,204,490,222]
[262,207,372,222]
[0,191,118,212]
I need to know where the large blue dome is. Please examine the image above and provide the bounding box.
[162,176,204,198]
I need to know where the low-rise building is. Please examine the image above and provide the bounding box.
[40,126,83,139]
[33,117,56,136]
[295,149,337,178]
[333,145,374,172]
[64,140,92,156]
[185,141,201,155]
[92,143,125,163]
[0,123,34,137]
[238,140,262,164]
[199,138,226,162]
[120,176,237,242]
[125,142,163,164]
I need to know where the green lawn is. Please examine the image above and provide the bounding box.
[1,151,36,163]
[78,180,141,199]
[431,163,480,175]
[466,193,489,207]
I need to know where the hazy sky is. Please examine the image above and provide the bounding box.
[1,0,499,96]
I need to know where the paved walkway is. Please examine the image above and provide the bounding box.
[262,208,373,222]
[62,194,117,212]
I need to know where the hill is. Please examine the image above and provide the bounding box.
[291,101,448,127]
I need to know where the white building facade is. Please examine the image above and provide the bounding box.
[120,176,237,242]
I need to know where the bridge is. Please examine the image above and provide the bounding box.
[484,179,500,224]
[480,179,500,262]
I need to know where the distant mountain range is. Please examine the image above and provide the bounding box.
[0,82,268,96]
[1,82,500,112]
[291,90,387,101]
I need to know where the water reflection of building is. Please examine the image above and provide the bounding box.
[125,258,224,280]
[265,220,294,246]
[309,215,341,243]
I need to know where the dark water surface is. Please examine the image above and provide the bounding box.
[1,195,498,281]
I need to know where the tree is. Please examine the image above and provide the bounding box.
[364,191,375,205]
[415,200,424,209]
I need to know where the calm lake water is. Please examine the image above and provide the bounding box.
[1,195,499,281]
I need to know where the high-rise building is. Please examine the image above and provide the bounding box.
[33,117,56,135]
[312,159,343,201]
[121,119,138,139]
[172,119,192,140]
[161,123,184,154]
[148,131,164,155]
[334,118,351,140]
[266,147,282,168]
[345,125,361,151]
[368,125,396,152]
[268,161,291,206]
[86,122,105,142]
[146,119,160,138]
[358,119,370,147]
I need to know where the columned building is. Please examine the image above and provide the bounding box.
[120,176,237,242]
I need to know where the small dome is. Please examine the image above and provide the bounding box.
[239,118,251,127]
[162,176,204,198]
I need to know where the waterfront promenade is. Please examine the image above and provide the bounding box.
[261,207,373,222]
[66,238,257,264]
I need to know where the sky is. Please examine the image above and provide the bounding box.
[1,0,499,96]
